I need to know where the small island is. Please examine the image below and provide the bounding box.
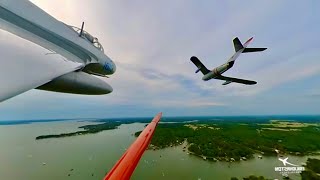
[36,121,123,140]
[35,117,153,140]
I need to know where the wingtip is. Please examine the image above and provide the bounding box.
[248,81,257,85]
[190,56,198,61]
[152,112,162,123]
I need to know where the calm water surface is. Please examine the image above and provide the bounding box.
[0,121,318,180]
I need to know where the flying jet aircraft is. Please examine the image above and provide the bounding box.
[0,1,116,102]
[190,37,267,85]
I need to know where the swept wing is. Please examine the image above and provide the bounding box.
[104,113,162,180]
[216,75,257,85]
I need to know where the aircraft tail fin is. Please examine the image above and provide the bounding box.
[233,37,244,52]
[234,37,267,53]
[190,56,210,75]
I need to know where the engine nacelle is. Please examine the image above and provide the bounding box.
[36,71,113,95]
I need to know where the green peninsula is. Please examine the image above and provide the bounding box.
[135,120,320,161]
[36,121,122,140]
[35,117,153,140]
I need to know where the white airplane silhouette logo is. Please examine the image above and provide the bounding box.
[278,157,298,166]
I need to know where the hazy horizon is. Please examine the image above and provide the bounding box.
[1,114,320,123]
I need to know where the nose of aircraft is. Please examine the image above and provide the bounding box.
[110,60,116,74]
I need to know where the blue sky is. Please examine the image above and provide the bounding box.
[0,0,319,120]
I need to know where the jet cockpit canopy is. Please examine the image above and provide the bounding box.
[67,24,104,52]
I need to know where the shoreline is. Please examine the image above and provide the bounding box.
[149,142,320,165]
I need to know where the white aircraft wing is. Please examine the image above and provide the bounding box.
[0,53,83,102]
[0,3,85,102]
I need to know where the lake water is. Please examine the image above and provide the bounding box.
[0,121,318,180]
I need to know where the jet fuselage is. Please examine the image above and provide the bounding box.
[202,49,243,81]
[191,37,266,85]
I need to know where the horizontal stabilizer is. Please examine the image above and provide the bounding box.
[216,75,257,85]
[190,56,210,75]
[233,37,244,52]
[242,48,267,53]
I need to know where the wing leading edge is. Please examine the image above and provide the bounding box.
[104,112,162,180]
[216,75,257,85]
